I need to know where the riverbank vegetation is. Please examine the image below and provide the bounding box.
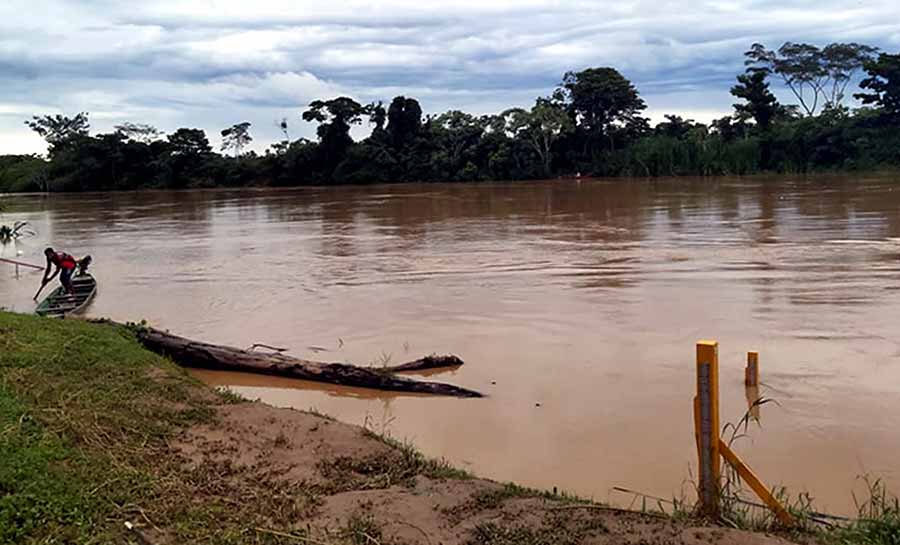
[1,41,898,192]
[4,310,848,544]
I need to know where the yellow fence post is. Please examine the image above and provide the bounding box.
[696,340,720,518]
[745,351,759,387]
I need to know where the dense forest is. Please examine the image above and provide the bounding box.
[1,42,898,192]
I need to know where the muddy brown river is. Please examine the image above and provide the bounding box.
[2,176,899,515]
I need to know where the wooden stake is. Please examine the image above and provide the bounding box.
[696,340,720,518]
[745,351,759,387]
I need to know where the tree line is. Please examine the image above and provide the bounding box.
[1,42,899,192]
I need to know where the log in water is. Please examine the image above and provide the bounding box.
[133,326,482,398]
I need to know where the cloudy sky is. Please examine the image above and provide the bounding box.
[2,0,899,154]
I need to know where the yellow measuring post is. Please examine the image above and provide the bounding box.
[719,440,795,527]
[745,351,759,387]
[696,340,720,518]
[693,395,702,464]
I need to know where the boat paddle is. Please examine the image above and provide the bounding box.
[33,279,50,301]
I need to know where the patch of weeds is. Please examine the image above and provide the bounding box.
[467,511,609,545]
[446,483,591,523]
[370,351,393,369]
[474,483,587,510]
[317,430,473,494]
[317,451,416,492]
[362,429,472,480]
[825,476,900,545]
[216,387,246,405]
[342,508,384,545]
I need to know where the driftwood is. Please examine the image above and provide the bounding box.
[131,326,481,398]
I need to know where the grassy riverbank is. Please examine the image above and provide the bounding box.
[0,310,896,544]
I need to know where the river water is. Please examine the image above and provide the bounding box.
[2,176,899,515]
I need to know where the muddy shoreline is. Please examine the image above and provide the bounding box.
[172,398,798,545]
[0,310,806,544]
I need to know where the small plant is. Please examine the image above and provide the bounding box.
[0,221,34,243]
[342,509,383,545]
[216,387,246,405]
[371,351,393,368]
[362,407,396,437]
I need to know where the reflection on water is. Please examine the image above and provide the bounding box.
[3,176,900,514]
[745,385,762,423]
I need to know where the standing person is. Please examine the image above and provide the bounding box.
[37,247,78,299]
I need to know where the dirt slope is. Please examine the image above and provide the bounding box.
[170,401,799,545]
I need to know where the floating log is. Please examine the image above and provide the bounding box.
[129,326,482,398]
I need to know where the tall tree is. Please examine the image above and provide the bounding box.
[504,97,574,176]
[167,128,212,156]
[730,70,780,131]
[822,43,879,106]
[430,110,486,175]
[386,96,423,147]
[710,116,748,142]
[559,68,646,137]
[114,122,162,144]
[25,112,90,151]
[303,98,365,131]
[220,122,253,156]
[855,52,900,119]
[366,101,388,133]
[302,97,364,166]
[745,42,825,116]
[654,115,696,139]
[746,42,878,115]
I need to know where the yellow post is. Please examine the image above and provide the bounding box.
[719,440,795,526]
[745,351,759,387]
[696,341,720,518]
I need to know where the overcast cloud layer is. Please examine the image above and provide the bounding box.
[2,0,899,154]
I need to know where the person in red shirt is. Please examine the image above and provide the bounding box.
[39,247,78,297]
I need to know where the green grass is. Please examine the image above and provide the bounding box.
[0,312,216,543]
[824,478,900,545]
[0,311,328,544]
[0,383,97,543]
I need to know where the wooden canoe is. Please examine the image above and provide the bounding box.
[35,273,97,318]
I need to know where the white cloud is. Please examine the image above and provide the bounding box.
[1,0,899,154]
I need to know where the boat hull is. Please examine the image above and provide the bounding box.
[35,273,97,318]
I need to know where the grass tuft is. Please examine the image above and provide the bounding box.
[826,477,900,545]
[361,428,473,480]
[467,511,609,545]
